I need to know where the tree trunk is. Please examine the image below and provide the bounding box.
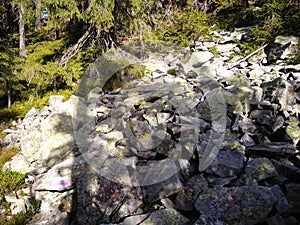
[34,0,41,29]
[19,3,27,57]
[6,80,11,111]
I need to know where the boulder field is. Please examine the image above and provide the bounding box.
[2,28,300,225]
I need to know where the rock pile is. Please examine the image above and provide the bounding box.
[2,28,300,225]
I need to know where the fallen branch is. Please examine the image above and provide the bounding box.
[227,43,268,69]
[57,25,95,67]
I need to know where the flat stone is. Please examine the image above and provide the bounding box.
[75,170,141,224]
[111,198,143,222]
[122,214,149,225]
[32,155,74,191]
[186,51,214,67]
[246,143,296,158]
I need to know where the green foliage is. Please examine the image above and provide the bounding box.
[83,0,114,30]
[156,11,212,46]
[0,170,26,194]
[212,0,244,12]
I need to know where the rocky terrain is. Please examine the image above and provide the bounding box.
[1,28,300,225]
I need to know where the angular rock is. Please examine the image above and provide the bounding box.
[249,110,275,126]
[140,208,190,225]
[271,185,290,214]
[194,185,276,224]
[175,174,208,211]
[285,183,300,214]
[206,150,245,177]
[244,158,278,181]
[141,172,182,203]
[48,95,64,107]
[266,214,286,225]
[271,159,300,180]
[194,214,227,225]
[32,155,74,192]
[186,51,214,67]
[207,176,236,188]
[262,77,296,112]
[3,153,31,174]
[122,214,149,225]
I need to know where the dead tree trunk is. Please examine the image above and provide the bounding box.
[57,25,95,66]
[5,79,11,111]
[19,3,27,57]
[34,0,41,29]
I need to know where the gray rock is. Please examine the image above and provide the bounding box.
[75,169,141,224]
[262,77,296,112]
[5,193,31,215]
[206,150,245,177]
[207,176,236,188]
[266,214,286,225]
[122,214,149,225]
[48,95,64,107]
[194,185,276,225]
[141,172,182,203]
[246,143,296,158]
[175,174,208,211]
[274,35,299,60]
[285,183,300,214]
[140,208,190,225]
[283,216,299,225]
[28,208,69,225]
[249,109,275,125]
[32,155,74,192]
[3,153,31,174]
[244,158,278,181]
[111,198,143,222]
[216,43,237,54]
[194,214,227,225]
[271,159,300,180]
[271,185,290,214]
[186,51,214,67]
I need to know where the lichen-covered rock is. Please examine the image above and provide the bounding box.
[140,208,190,225]
[244,158,278,181]
[194,185,276,225]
